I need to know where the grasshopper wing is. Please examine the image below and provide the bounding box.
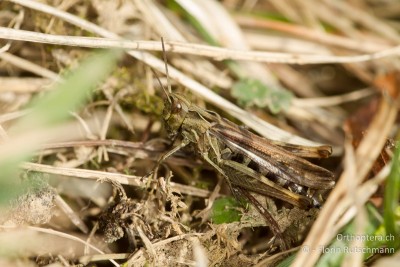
[210,122,335,190]
[220,159,313,208]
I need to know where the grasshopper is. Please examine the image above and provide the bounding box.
[155,39,335,249]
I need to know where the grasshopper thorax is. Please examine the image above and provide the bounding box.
[163,93,190,138]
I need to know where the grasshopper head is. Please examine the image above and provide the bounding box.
[163,93,190,138]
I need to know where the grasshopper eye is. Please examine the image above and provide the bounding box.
[171,101,182,113]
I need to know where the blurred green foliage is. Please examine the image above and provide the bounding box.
[232,78,293,113]
[0,49,120,204]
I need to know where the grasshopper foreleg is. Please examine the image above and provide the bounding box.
[147,138,190,185]
[159,138,190,163]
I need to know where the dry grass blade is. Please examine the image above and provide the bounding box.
[22,162,212,198]
[235,14,390,53]
[0,225,119,266]
[293,94,399,267]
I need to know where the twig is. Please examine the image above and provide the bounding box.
[21,162,212,198]
[2,27,400,65]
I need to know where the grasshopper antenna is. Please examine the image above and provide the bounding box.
[161,37,172,96]
[150,37,172,103]
[151,69,171,103]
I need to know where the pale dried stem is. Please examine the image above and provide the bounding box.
[0,52,60,80]
[0,77,53,93]
[292,88,375,107]
[54,194,89,234]
[2,27,400,65]
[235,15,390,53]
[323,0,400,42]
[22,162,212,198]
[0,225,119,267]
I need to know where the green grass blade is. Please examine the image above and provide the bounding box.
[383,141,400,249]
[0,49,120,204]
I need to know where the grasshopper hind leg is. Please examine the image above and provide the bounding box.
[201,131,290,249]
[200,150,288,250]
[233,187,288,250]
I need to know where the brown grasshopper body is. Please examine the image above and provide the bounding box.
[161,92,335,248]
